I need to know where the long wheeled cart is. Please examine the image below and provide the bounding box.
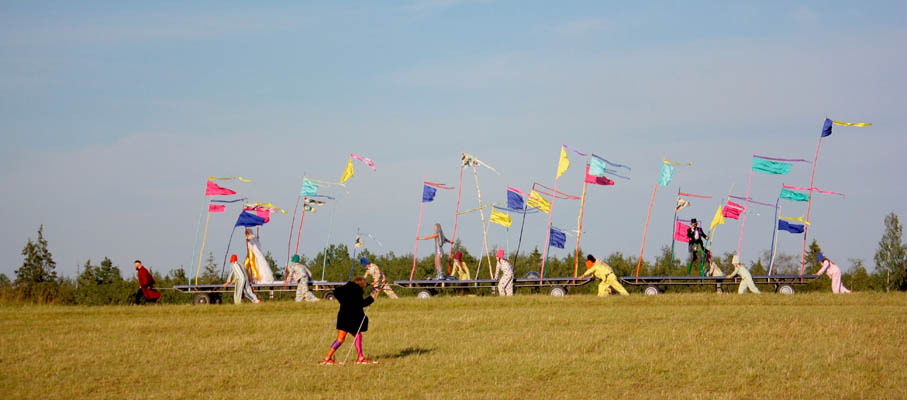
[393,276,594,298]
[619,274,821,295]
[173,281,348,304]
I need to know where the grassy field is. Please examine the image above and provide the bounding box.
[2,292,906,399]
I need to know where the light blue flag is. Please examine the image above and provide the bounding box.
[300,178,318,196]
[657,163,674,186]
[752,158,792,175]
[589,154,631,177]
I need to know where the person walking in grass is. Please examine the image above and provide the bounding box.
[686,219,708,275]
[361,257,398,299]
[815,253,851,294]
[321,277,378,365]
[133,260,161,304]
[727,255,760,294]
[581,254,629,296]
[417,223,454,280]
[285,254,318,302]
[493,249,514,296]
[451,251,471,280]
[223,254,261,304]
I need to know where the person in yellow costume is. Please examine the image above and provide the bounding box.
[451,251,471,280]
[580,254,629,296]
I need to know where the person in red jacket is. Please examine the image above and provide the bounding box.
[134,260,161,304]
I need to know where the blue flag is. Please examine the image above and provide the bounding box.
[778,220,805,234]
[422,185,437,203]
[235,211,267,227]
[821,118,833,137]
[506,188,524,210]
[549,227,566,249]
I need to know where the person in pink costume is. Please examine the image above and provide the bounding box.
[815,253,851,294]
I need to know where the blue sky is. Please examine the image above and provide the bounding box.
[2,1,905,277]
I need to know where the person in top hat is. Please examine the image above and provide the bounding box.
[815,253,851,294]
[686,218,709,275]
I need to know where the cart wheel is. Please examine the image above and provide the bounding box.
[549,286,567,297]
[193,293,211,305]
[778,284,795,295]
[416,289,433,299]
[211,293,222,304]
[322,291,336,301]
[644,286,660,296]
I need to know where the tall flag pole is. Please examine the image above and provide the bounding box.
[193,178,244,285]
[459,153,500,279]
[635,159,689,282]
[707,183,735,251]
[800,117,870,276]
[540,145,571,281]
[668,187,681,273]
[447,155,466,274]
[768,189,782,275]
[736,155,809,259]
[573,152,628,277]
[409,180,455,285]
[507,186,530,267]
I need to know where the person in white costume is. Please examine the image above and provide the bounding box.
[244,229,274,283]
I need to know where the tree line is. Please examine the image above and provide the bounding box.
[2,212,905,304]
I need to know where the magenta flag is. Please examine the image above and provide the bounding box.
[584,166,614,186]
[722,201,745,220]
[208,204,226,213]
[205,180,237,196]
[674,220,691,243]
[351,153,377,171]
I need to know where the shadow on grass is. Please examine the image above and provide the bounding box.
[377,346,435,359]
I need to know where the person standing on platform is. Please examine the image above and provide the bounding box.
[687,219,709,275]
[418,223,453,279]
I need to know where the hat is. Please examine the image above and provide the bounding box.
[816,252,824,262]
[732,254,741,266]
[291,254,301,264]
[230,254,238,263]
[360,257,370,266]
[495,249,505,259]
[691,218,698,224]
[454,251,463,261]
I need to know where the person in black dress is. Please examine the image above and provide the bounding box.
[320,277,378,365]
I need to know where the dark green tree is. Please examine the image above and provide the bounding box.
[874,212,906,291]
[14,225,59,302]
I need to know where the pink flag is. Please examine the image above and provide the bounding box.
[208,204,226,213]
[350,154,376,171]
[723,200,745,220]
[584,165,614,186]
[205,180,236,196]
[256,208,271,223]
[674,220,691,243]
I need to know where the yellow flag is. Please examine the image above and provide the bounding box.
[527,190,551,213]
[832,120,872,127]
[556,147,570,179]
[340,158,354,183]
[709,205,725,231]
[490,209,512,228]
[780,215,811,225]
[208,176,252,182]
[663,158,694,166]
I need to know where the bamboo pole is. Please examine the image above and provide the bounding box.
[472,166,493,280]
[801,136,824,277]
[321,198,338,281]
[194,209,212,285]
[573,176,589,278]
[448,164,465,274]
[736,164,755,257]
[286,194,301,269]
[409,179,427,286]
[540,172,560,282]
[634,183,659,282]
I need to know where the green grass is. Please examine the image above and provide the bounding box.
[2,293,906,399]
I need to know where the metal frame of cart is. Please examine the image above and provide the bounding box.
[393,276,594,298]
[173,281,348,304]
[619,274,820,295]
